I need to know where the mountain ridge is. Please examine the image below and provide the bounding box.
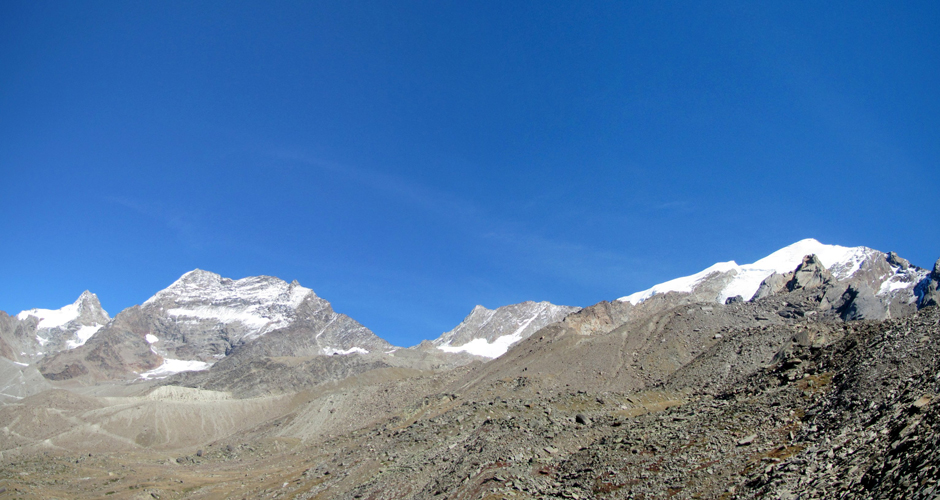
[3,238,935,387]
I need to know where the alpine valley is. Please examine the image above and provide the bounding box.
[2,238,939,499]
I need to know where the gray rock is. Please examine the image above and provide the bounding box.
[839,285,887,321]
[887,252,911,270]
[754,272,791,300]
[37,270,393,382]
[562,301,631,336]
[737,434,757,446]
[787,254,832,291]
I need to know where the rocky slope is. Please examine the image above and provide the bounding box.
[6,303,937,499]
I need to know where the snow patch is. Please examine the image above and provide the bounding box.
[145,334,159,344]
[66,324,104,349]
[322,347,369,356]
[438,333,522,358]
[139,358,211,379]
[167,306,276,329]
[437,305,545,358]
[878,267,930,296]
[12,361,29,367]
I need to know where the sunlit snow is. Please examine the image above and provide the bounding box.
[66,324,104,349]
[139,358,211,379]
[619,239,877,305]
[145,334,159,344]
[878,267,929,296]
[323,347,369,356]
[17,302,82,329]
[437,334,522,358]
[437,308,542,358]
[151,270,314,339]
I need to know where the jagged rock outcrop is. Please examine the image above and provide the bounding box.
[887,251,911,270]
[786,254,833,291]
[621,241,928,326]
[745,249,929,323]
[562,300,632,336]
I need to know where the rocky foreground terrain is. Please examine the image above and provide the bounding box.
[1,240,939,499]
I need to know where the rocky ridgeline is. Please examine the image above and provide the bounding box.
[6,241,936,389]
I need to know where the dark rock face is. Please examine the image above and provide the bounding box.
[920,258,940,308]
[42,362,89,381]
[725,295,744,304]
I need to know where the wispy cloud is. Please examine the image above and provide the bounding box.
[650,200,695,213]
[268,149,479,219]
[265,148,641,292]
[106,197,208,250]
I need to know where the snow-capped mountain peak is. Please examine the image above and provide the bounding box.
[16,291,111,351]
[17,290,110,329]
[618,239,885,305]
[144,269,314,339]
[434,301,580,358]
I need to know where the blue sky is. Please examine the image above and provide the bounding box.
[2,1,938,346]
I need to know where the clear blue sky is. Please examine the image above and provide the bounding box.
[2,1,938,346]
